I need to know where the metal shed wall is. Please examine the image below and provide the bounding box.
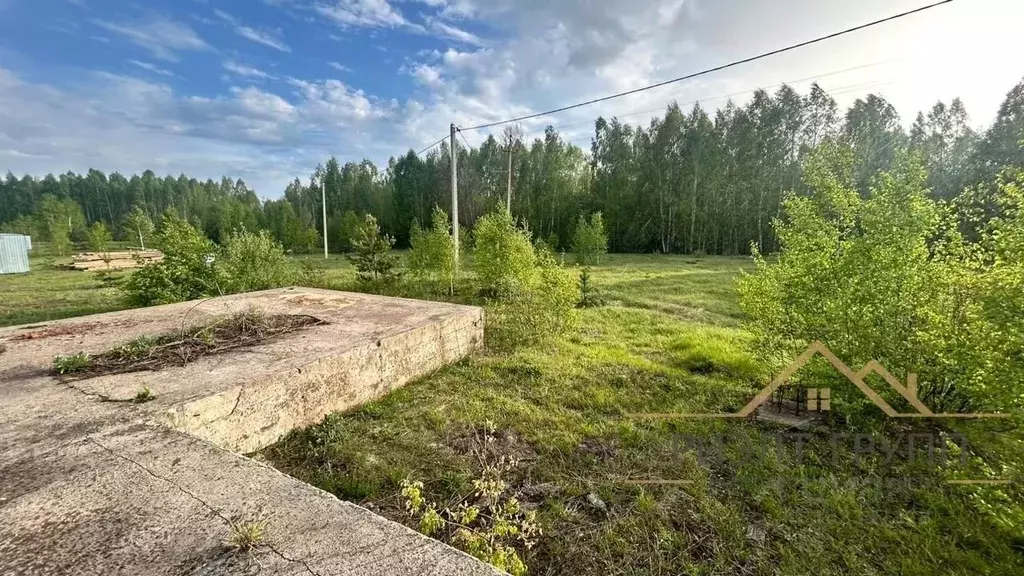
[0,234,31,274]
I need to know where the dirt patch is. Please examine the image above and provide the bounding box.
[53,312,325,380]
[576,436,619,461]
[449,424,537,466]
[12,322,104,341]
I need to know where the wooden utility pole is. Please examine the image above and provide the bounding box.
[501,124,521,213]
[450,123,459,268]
[506,145,512,212]
[321,177,328,259]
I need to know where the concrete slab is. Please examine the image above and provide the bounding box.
[0,288,501,576]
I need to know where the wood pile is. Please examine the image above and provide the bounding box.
[70,250,163,271]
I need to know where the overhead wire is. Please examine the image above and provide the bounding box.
[460,0,953,132]
[556,77,903,149]
[455,127,474,152]
[548,59,900,133]
[415,133,450,156]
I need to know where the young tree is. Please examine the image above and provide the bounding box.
[572,212,608,265]
[121,211,219,306]
[38,195,85,256]
[87,221,113,252]
[738,143,1009,414]
[408,206,456,293]
[472,208,536,293]
[122,205,154,249]
[221,230,293,292]
[348,214,400,286]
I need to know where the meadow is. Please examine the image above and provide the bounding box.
[2,251,1021,575]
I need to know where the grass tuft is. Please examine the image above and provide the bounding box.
[227,518,267,551]
[133,386,156,403]
[53,352,91,374]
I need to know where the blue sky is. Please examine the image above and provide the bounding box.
[0,0,1022,197]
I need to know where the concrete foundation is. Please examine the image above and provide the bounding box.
[0,288,499,575]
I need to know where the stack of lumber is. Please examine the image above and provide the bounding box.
[70,250,163,271]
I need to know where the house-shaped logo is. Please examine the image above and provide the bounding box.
[635,341,1008,420]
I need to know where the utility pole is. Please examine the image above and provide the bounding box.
[501,124,521,214]
[450,123,459,270]
[321,177,328,259]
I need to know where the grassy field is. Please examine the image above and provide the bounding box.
[265,255,1023,575]
[0,253,129,327]
[3,252,1021,574]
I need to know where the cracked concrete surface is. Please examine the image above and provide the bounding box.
[0,288,501,575]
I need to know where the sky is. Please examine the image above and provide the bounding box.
[0,0,1022,198]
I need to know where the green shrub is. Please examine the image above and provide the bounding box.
[408,206,455,294]
[739,144,1023,414]
[348,214,400,287]
[571,212,608,265]
[121,211,219,306]
[472,208,536,294]
[487,250,580,349]
[339,210,368,252]
[221,229,293,292]
[86,221,113,252]
[545,232,560,252]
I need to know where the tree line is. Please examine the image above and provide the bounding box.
[2,77,1023,255]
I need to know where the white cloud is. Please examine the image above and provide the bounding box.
[237,27,291,52]
[409,63,442,88]
[129,60,176,77]
[214,8,291,52]
[425,17,482,46]
[223,60,275,79]
[7,0,1024,201]
[93,17,209,61]
[315,0,411,28]
[287,77,391,124]
[0,66,403,196]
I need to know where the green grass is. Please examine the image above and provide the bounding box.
[263,255,1024,576]
[4,250,1021,574]
[0,253,129,327]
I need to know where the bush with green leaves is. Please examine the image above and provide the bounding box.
[86,221,113,252]
[739,143,1023,415]
[339,210,368,252]
[408,206,456,294]
[571,212,608,265]
[348,214,400,287]
[220,229,294,292]
[473,208,580,348]
[472,208,536,294]
[121,211,220,306]
[486,249,580,350]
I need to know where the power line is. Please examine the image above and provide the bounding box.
[416,133,449,156]
[455,127,474,152]
[462,0,953,132]
[549,59,899,133]
[557,78,902,149]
